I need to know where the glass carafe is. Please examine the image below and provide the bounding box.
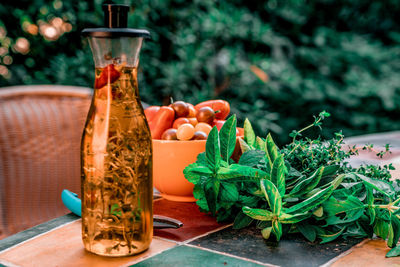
[81,4,152,257]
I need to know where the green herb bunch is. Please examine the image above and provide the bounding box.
[184,113,400,257]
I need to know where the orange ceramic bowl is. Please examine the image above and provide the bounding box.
[152,139,206,202]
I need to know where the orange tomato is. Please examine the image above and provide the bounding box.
[176,123,195,141]
[188,117,198,127]
[195,122,212,135]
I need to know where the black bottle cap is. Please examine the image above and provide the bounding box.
[102,4,129,28]
[82,3,150,38]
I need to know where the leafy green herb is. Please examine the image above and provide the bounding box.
[184,113,400,257]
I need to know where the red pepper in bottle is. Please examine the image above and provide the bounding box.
[144,106,160,122]
[148,106,175,139]
[94,64,121,89]
[194,100,230,120]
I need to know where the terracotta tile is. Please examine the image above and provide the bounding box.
[153,199,228,242]
[330,239,400,267]
[0,220,176,267]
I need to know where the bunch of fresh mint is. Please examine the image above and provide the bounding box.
[184,113,400,257]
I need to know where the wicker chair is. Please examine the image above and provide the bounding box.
[0,85,92,239]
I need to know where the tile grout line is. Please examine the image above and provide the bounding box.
[0,219,79,255]
[319,238,371,267]
[182,223,233,244]
[184,243,279,267]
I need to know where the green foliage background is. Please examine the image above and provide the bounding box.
[1,0,400,144]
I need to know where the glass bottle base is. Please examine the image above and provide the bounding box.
[83,240,150,257]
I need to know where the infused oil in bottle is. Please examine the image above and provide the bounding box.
[81,4,152,257]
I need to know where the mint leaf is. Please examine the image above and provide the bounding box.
[386,246,400,257]
[239,150,265,167]
[206,127,221,172]
[220,115,237,163]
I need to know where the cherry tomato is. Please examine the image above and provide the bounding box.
[171,101,189,118]
[192,131,207,140]
[94,64,121,89]
[176,123,195,141]
[195,122,212,135]
[148,107,175,139]
[237,127,244,137]
[196,107,215,125]
[144,106,160,122]
[173,117,190,129]
[195,100,230,120]
[161,128,178,140]
[188,117,198,127]
[187,103,196,118]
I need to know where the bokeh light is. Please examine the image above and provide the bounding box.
[3,55,13,65]
[14,37,30,54]
[0,65,9,76]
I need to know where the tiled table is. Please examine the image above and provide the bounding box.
[1,132,400,267]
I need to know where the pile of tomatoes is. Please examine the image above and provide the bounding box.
[145,99,242,141]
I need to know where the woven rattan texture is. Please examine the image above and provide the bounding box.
[0,86,92,239]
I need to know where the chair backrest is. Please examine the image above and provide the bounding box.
[0,85,92,239]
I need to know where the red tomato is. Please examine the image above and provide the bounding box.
[144,106,160,122]
[194,100,230,120]
[148,107,175,139]
[94,64,121,89]
[214,120,225,131]
[236,127,244,137]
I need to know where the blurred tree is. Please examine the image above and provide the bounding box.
[0,0,399,144]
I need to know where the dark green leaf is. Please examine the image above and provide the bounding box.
[321,165,340,177]
[288,166,324,197]
[374,218,389,239]
[219,182,239,203]
[242,206,274,221]
[386,246,400,257]
[260,179,282,215]
[388,215,400,248]
[206,127,221,172]
[285,185,335,214]
[233,211,254,229]
[204,178,220,215]
[196,152,207,165]
[220,115,237,162]
[244,118,256,147]
[271,154,286,196]
[217,164,270,181]
[297,223,316,242]
[366,186,376,225]
[183,163,203,184]
[357,174,395,199]
[319,227,346,244]
[238,150,265,167]
[322,195,365,225]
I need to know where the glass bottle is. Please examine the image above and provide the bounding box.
[81,4,152,257]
